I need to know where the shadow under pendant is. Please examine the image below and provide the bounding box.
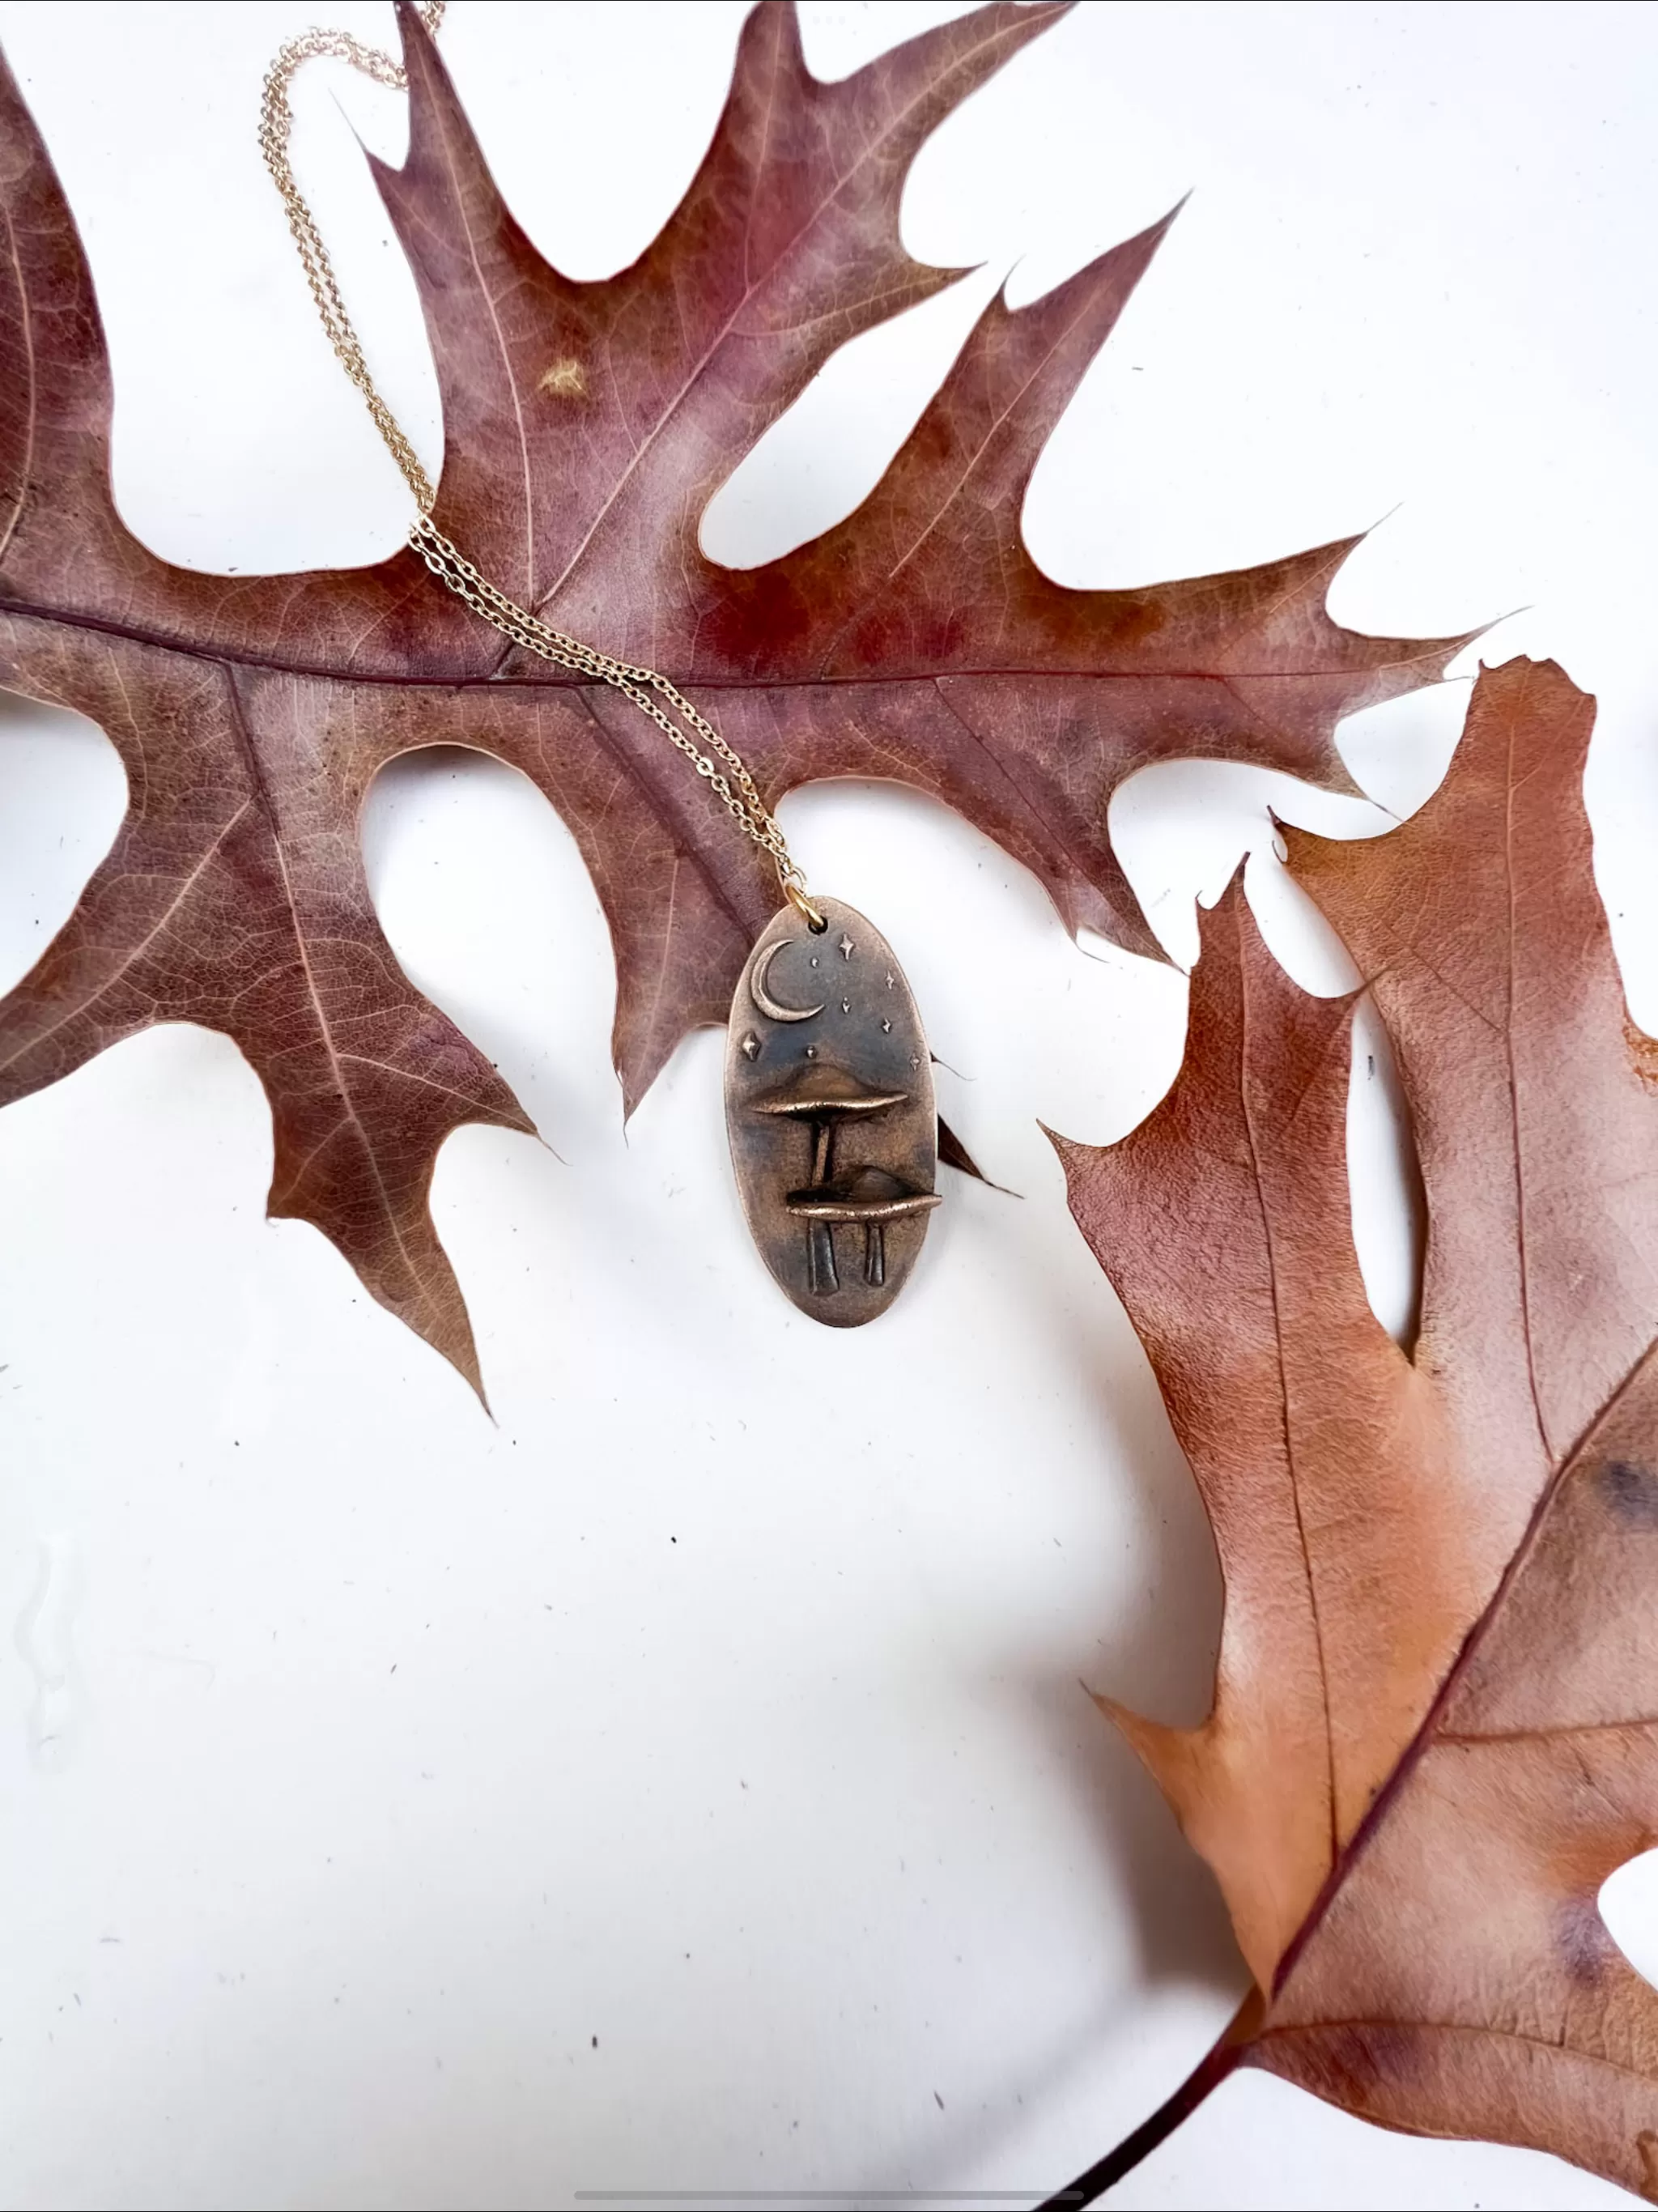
[725,897,940,1325]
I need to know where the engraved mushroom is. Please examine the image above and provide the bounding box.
[786,1163,941,1291]
[750,1065,908,1295]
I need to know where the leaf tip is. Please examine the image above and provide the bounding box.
[1038,1117,1083,1171]
[937,1113,1020,1195]
[997,191,1182,322]
[1091,1689,1199,1800]
[1141,189,1193,251]
[1196,859,1251,936]
[434,1326,494,1413]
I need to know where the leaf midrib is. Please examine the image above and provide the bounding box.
[0,198,36,572]
[219,669,440,1332]
[1237,926,1341,1871]
[0,590,1444,693]
[1258,2013,1658,2090]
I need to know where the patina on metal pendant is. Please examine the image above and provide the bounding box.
[725,897,939,1325]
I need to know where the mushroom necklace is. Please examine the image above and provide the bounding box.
[260,8,942,1325]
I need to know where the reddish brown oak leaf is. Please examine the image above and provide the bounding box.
[0,2,1469,1390]
[1051,657,1658,2206]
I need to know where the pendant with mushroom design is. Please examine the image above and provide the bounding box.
[724,897,939,1324]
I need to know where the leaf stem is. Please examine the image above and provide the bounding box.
[1035,1987,1263,2210]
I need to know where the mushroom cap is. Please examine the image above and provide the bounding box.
[749,1062,908,1118]
[784,1163,942,1223]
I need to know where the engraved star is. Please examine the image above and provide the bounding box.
[840,998,851,1014]
[805,1044,818,1059]
[909,1052,921,1070]
[881,1019,891,1033]
[741,1032,760,1060]
[839,934,855,959]
[885,971,895,989]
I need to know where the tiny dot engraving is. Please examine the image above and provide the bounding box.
[741,1032,760,1061]
[909,1052,921,1070]
[805,1044,818,1059]
[810,955,819,968]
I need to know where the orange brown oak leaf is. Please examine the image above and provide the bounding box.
[0,2,1468,1392]
[1050,657,1658,2207]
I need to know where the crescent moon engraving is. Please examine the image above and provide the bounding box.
[750,939,824,1023]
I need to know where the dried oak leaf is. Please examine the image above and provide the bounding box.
[1052,656,1658,2206]
[0,2,1467,1390]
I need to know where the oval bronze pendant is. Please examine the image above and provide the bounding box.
[725,897,939,1325]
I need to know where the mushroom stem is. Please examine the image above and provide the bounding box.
[806,1112,837,1295]
[810,1220,839,1295]
[864,1223,885,1287]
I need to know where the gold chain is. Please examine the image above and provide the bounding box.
[257,6,820,924]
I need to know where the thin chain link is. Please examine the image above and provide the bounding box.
[257,6,816,916]
[408,517,798,875]
[258,6,445,514]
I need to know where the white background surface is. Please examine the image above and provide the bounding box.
[0,2,1654,2206]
